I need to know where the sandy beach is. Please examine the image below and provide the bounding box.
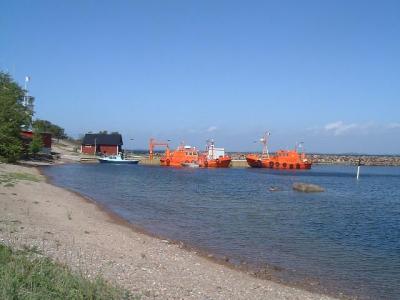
[0,162,337,299]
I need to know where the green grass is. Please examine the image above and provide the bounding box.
[0,243,137,299]
[0,172,41,186]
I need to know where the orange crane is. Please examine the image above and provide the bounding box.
[149,138,170,160]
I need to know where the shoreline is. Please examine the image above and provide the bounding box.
[1,162,340,299]
[40,165,347,299]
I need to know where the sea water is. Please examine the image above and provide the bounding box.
[43,164,400,299]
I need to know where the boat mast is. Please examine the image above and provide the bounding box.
[261,132,270,159]
[211,139,214,159]
[296,141,304,152]
[296,141,306,160]
[206,139,214,159]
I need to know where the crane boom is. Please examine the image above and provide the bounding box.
[149,138,170,160]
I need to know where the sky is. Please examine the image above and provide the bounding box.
[1,0,399,154]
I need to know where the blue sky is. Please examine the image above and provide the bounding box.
[1,0,399,153]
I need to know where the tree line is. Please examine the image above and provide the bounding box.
[32,119,67,140]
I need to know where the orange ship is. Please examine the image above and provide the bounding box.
[149,138,231,168]
[246,132,312,169]
[198,139,231,168]
[159,143,199,167]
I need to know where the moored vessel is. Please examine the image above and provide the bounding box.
[98,153,139,164]
[198,139,231,168]
[160,143,199,167]
[246,132,312,169]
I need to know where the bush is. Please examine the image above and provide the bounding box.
[0,138,22,163]
[29,132,44,155]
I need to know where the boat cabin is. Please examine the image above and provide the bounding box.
[171,145,198,163]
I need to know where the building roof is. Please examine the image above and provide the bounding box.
[82,133,123,146]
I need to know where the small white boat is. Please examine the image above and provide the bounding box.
[98,154,139,164]
[181,162,200,168]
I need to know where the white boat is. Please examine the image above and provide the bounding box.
[98,154,139,164]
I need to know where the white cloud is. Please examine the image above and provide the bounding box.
[388,122,400,129]
[323,121,383,136]
[324,121,342,131]
[324,121,358,136]
[207,126,217,132]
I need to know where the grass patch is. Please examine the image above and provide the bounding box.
[0,243,137,299]
[0,172,41,186]
[7,172,41,182]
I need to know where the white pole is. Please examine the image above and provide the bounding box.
[23,77,28,106]
[356,165,360,180]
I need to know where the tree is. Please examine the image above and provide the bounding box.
[33,119,67,140]
[29,131,43,155]
[0,72,33,162]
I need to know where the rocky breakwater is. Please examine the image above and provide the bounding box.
[310,154,400,166]
[227,152,400,167]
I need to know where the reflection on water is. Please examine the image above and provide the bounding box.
[43,164,400,299]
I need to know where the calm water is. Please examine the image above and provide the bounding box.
[42,164,400,299]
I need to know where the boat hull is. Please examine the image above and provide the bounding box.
[246,155,263,168]
[200,157,232,168]
[98,159,139,164]
[246,155,312,169]
[160,158,197,167]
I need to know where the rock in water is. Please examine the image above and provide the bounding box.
[292,182,324,193]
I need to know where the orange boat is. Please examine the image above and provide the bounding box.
[159,143,199,167]
[198,139,231,168]
[246,132,312,169]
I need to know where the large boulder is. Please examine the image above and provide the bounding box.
[292,182,324,193]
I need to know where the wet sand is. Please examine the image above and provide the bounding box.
[0,162,337,299]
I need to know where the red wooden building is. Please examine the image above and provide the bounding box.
[21,130,52,154]
[81,133,123,155]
